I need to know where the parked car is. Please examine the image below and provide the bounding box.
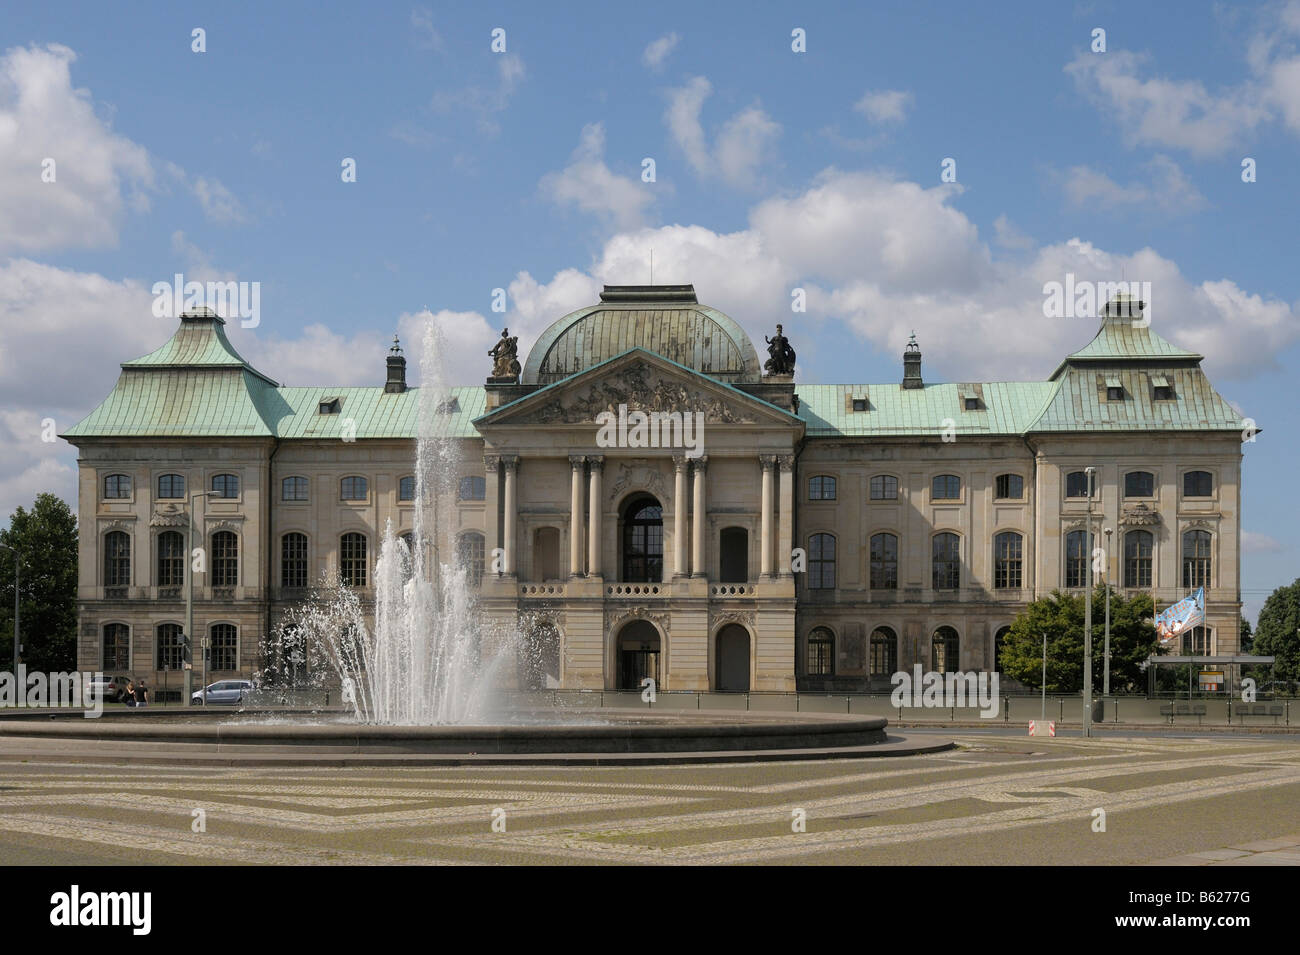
[191,680,253,705]
[84,674,133,703]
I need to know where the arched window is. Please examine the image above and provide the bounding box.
[157,531,185,588]
[281,533,308,589]
[808,475,836,500]
[157,473,185,499]
[340,476,368,501]
[870,533,898,589]
[156,623,184,670]
[719,527,748,583]
[459,476,486,501]
[995,474,1023,500]
[211,473,239,498]
[104,531,131,587]
[931,474,961,500]
[1124,471,1155,498]
[398,476,416,501]
[211,531,238,588]
[102,623,129,670]
[103,474,131,499]
[340,533,368,587]
[993,532,1023,589]
[808,533,836,589]
[282,476,308,501]
[932,533,960,590]
[993,626,1011,674]
[209,623,237,671]
[870,627,897,676]
[457,532,485,586]
[1182,625,1212,655]
[932,626,960,673]
[1065,530,1088,588]
[622,498,664,582]
[1124,530,1153,588]
[1184,470,1214,497]
[1065,470,1092,499]
[1182,530,1212,588]
[870,475,898,500]
[807,628,834,676]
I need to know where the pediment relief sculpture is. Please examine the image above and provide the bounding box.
[528,361,755,425]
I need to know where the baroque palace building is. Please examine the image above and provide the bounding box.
[64,284,1245,692]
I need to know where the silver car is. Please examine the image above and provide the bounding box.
[191,679,252,705]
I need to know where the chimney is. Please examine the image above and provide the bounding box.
[385,335,406,393]
[902,332,923,389]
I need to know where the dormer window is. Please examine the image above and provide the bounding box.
[1152,375,1174,401]
[1105,378,1124,401]
[959,387,981,411]
[964,397,980,411]
[852,398,867,412]
[319,398,341,414]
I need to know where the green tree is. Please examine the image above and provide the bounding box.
[1251,578,1300,687]
[998,587,1158,693]
[1240,615,1254,653]
[0,493,79,672]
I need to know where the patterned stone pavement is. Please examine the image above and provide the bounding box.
[0,734,1297,865]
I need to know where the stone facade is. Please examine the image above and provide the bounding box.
[63,288,1245,692]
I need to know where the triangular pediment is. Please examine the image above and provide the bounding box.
[477,348,800,429]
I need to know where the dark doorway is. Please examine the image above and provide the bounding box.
[616,620,660,690]
[716,624,750,691]
[719,526,748,583]
[622,497,663,582]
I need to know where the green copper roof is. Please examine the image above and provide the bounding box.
[63,368,283,437]
[1029,367,1243,433]
[270,387,484,439]
[123,311,279,385]
[1050,313,1202,379]
[798,382,1057,437]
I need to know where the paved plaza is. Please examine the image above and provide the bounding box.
[0,733,1298,865]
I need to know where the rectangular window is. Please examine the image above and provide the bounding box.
[809,476,836,501]
[808,535,836,589]
[211,533,238,588]
[103,474,131,499]
[995,474,1023,500]
[869,534,898,590]
[281,534,307,589]
[458,476,486,501]
[851,398,867,412]
[869,475,898,500]
[1124,471,1155,498]
[340,476,368,501]
[398,476,416,501]
[211,474,239,498]
[157,474,185,499]
[807,638,833,676]
[994,533,1023,589]
[156,624,184,670]
[103,624,129,670]
[282,477,308,501]
[1183,471,1214,497]
[931,474,961,500]
[210,624,238,671]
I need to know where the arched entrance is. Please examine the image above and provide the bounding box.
[621,496,663,582]
[716,624,750,692]
[616,620,661,690]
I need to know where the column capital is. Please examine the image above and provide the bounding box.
[759,454,778,469]
[569,454,586,470]
[483,454,500,470]
[586,454,605,471]
[778,454,795,472]
[691,454,708,473]
[501,454,519,473]
[672,454,690,472]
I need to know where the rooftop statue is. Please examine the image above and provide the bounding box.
[764,323,795,376]
[489,328,521,379]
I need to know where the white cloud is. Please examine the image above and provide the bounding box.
[664,77,780,188]
[432,53,525,136]
[1061,155,1205,213]
[192,176,249,225]
[643,33,679,70]
[0,43,154,254]
[853,89,912,123]
[410,6,444,52]
[539,123,656,231]
[1242,530,1284,554]
[993,214,1035,251]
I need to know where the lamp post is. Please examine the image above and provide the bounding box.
[185,491,218,705]
[0,543,18,671]
[1083,466,1096,738]
[1104,526,1113,698]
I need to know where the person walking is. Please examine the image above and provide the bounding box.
[135,680,149,708]
[123,680,137,708]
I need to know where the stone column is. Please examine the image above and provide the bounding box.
[569,455,585,576]
[778,455,794,576]
[483,454,500,575]
[673,455,689,577]
[760,455,776,578]
[587,455,604,577]
[502,455,518,576]
[691,455,708,577]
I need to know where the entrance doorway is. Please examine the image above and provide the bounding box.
[616,620,660,690]
[716,624,750,692]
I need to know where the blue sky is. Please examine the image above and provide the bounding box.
[1,0,1297,620]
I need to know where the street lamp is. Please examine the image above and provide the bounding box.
[1104,526,1113,698]
[185,490,219,705]
[1083,466,1096,738]
[0,543,18,672]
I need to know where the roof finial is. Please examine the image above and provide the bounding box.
[390,334,402,355]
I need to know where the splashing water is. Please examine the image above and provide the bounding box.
[270,317,509,724]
